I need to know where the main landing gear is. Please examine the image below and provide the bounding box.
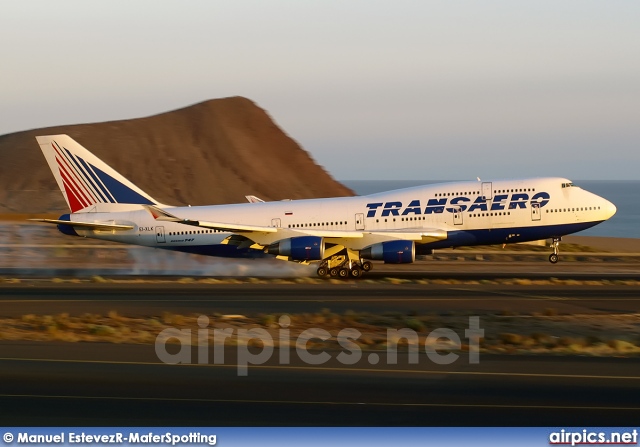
[316,255,372,279]
[549,237,561,264]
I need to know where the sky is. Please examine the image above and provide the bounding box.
[1,1,639,180]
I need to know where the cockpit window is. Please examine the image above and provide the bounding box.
[561,182,575,188]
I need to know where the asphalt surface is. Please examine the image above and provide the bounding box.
[1,283,640,425]
[1,342,639,426]
[1,282,640,316]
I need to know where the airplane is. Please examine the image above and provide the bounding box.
[31,134,617,278]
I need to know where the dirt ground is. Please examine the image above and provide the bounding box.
[563,235,640,253]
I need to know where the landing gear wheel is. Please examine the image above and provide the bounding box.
[549,237,561,264]
[316,266,328,277]
[350,266,362,278]
[329,268,339,277]
[338,268,349,278]
[361,261,372,272]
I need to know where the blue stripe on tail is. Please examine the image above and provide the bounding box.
[90,164,155,205]
[67,149,113,203]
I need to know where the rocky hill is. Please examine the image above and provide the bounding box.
[0,97,353,214]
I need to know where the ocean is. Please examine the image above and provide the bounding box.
[342,180,640,239]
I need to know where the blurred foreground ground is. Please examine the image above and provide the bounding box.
[1,222,639,276]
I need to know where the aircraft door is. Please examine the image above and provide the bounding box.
[155,226,166,243]
[482,182,493,201]
[531,203,541,221]
[453,207,463,225]
[271,218,281,227]
[355,213,365,230]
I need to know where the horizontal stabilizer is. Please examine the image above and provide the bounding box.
[28,219,134,231]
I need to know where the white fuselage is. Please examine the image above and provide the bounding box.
[63,177,616,258]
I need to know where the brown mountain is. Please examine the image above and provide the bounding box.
[0,97,353,214]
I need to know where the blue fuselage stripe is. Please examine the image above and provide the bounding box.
[416,221,602,253]
[142,221,604,259]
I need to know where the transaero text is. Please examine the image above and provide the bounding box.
[365,192,551,217]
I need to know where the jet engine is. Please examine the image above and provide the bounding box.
[267,236,325,261]
[361,240,415,264]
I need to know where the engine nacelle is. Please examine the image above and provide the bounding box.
[361,240,415,264]
[56,214,79,237]
[267,236,325,261]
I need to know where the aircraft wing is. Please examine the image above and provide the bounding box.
[143,205,446,243]
[289,228,447,242]
[28,219,134,231]
[365,229,447,242]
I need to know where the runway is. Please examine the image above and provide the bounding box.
[1,342,639,426]
[0,283,639,425]
[1,282,640,316]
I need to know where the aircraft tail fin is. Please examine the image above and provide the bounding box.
[36,134,159,213]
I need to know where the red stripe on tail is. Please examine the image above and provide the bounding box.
[57,161,90,211]
[62,181,85,213]
[56,157,91,209]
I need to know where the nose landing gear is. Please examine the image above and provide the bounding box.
[549,237,561,264]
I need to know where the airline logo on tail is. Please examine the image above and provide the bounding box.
[37,135,157,213]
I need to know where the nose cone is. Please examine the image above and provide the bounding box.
[603,199,617,220]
